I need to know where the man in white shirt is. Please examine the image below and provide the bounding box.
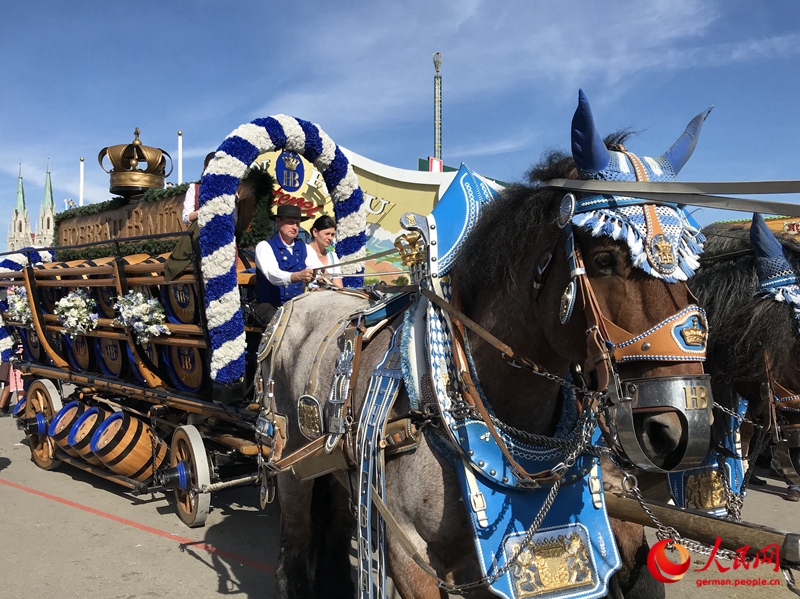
[182,152,215,225]
[253,204,323,324]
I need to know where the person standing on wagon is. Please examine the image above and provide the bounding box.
[253,204,323,325]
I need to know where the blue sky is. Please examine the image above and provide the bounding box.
[1,0,799,242]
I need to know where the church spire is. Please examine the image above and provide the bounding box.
[42,161,54,211]
[15,164,26,213]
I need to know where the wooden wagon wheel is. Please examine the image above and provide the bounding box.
[24,379,63,470]
[170,425,211,527]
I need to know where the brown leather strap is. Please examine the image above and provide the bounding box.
[304,319,346,396]
[272,435,328,471]
[370,487,450,584]
[451,322,559,485]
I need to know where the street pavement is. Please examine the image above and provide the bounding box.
[0,414,797,598]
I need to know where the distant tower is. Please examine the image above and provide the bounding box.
[34,162,56,247]
[7,166,32,252]
[433,52,442,161]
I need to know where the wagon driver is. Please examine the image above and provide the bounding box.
[253,204,324,325]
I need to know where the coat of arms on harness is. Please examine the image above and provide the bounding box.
[684,469,726,510]
[506,530,594,598]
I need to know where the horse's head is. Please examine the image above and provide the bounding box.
[457,91,713,471]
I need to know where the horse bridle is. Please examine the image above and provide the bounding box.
[532,193,713,472]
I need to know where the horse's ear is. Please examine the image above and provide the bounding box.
[571,89,610,175]
[660,106,713,175]
[750,212,783,260]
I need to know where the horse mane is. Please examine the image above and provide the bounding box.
[691,223,800,385]
[453,131,634,313]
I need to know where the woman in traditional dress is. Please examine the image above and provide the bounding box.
[306,215,342,288]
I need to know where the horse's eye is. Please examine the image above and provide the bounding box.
[593,252,615,272]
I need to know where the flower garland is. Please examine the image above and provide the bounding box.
[7,287,33,328]
[198,114,366,383]
[54,289,99,338]
[114,291,171,346]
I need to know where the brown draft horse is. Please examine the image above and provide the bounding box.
[690,219,800,491]
[268,127,708,597]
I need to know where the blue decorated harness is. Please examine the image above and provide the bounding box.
[255,90,718,599]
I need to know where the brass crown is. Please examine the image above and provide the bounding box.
[680,317,706,347]
[394,232,426,267]
[98,128,173,196]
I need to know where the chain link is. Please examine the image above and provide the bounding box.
[610,456,749,563]
[713,401,763,429]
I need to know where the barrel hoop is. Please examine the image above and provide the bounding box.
[68,408,103,449]
[104,420,144,467]
[90,411,127,456]
[128,438,160,480]
[48,401,83,439]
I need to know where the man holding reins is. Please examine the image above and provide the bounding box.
[253,204,324,325]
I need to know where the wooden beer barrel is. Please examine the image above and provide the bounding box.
[34,259,88,312]
[95,337,126,378]
[160,282,198,325]
[90,412,167,481]
[127,341,160,384]
[77,257,118,318]
[12,397,26,419]
[67,406,111,466]
[20,328,42,362]
[64,334,95,372]
[161,345,206,394]
[47,401,87,458]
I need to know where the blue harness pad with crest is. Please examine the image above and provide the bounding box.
[454,427,621,599]
[415,288,621,599]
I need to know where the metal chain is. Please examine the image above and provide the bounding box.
[610,457,749,563]
[713,401,763,429]
[438,402,602,595]
[488,413,615,458]
[506,357,605,402]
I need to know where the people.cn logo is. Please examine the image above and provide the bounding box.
[647,539,691,583]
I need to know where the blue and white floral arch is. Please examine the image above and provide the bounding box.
[198,115,366,384]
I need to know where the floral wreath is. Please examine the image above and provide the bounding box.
[7,286,33,329]
[114,291,171,346]
[198,115,366,384]
[54,288,99,338]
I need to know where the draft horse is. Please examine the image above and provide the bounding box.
[690,215,800,497]
[267,91,714,599]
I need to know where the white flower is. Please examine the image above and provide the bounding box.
[114,290,171,346]
[54,288,98,338]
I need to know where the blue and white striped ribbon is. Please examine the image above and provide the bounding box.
[199,115,366,383]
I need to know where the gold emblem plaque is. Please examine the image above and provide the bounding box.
[506,531,594,598]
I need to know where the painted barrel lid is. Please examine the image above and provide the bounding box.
[48,401,82,437]
[20,328,41,362]
[95,337,125,377]
[65,335,93,372]
[90,411,125,453]
[95,286,117,318]
[68,407,103,447]
[160,282,197,324]
[162,345,204,393]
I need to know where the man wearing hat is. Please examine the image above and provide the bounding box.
[253,204,324,324]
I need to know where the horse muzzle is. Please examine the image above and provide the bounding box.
[605,374,713,472]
